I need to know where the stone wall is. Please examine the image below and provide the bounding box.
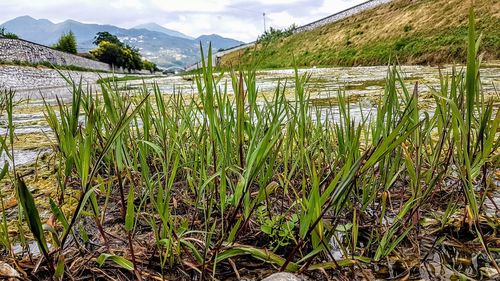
[293,0,393,33]
[0,38,111,71]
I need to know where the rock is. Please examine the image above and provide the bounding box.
[261,272,303,281]
[0,261,21,279]
[480,267,499,279]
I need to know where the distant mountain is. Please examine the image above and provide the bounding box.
[133,23,193,40]
[0,16,245,68]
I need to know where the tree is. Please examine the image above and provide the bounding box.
[90,41,126,67]
[90,42,144,71]
[53,31,77,54]
[142,60,158,73]
[93,31,122,46]
[123,45,143,71]
[90,32,146,71]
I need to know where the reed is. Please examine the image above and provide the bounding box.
[1,7,498,280]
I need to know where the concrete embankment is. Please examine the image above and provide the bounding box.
[0,38,111,71]
[0,65,134,100]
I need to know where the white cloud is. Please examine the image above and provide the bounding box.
[151,0,228,13]
[312,0,367,17]
[255,0,303,4]
[267,11,318,30]
[109,0,145,9]
[164,13,261,42]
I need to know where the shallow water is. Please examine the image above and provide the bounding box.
[151,65,500,98]
[0,149,51,169]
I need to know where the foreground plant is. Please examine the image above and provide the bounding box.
[1,6,498,281]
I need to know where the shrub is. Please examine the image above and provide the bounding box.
[0,27,19,39]
[93,31,122,46]
[90,39,144,71]
[257,24,297,43]
[142,59,158,73]
[53,31,78,54]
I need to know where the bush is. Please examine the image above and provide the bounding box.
[93,31,122,46]
[90,41,126,68]
[0,27,19,39]
[90,35,145,71]
[257,24,297,43]
[142,60,158,73]
[53,31,78,54]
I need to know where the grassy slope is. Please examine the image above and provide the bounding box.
[219,0,500,69]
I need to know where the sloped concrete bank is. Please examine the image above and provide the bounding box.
[0,65,136,100]
[0,38,111,71]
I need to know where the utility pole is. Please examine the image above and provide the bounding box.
[263,12,266,32]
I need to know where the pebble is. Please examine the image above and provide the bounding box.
[0,261,21,279]
[261,272,305,281]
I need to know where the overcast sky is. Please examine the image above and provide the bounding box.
[0,0,366,42]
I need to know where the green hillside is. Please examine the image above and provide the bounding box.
[219,0,500,69]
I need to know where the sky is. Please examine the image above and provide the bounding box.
[0,0,366,42]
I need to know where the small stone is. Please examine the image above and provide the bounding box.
[261,272,303,281]
[480,267,499,279]
[0,261,21,279]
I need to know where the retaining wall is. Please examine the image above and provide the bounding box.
[0,38,111,71]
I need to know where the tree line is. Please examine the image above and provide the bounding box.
[52,31,158,73]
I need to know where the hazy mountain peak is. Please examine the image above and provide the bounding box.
[5,15,53,25]
[133,22,194,40]
[12,15,36,21]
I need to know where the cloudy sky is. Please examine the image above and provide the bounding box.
[0,0,366,42]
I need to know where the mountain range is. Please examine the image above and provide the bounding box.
[0,16,245,68]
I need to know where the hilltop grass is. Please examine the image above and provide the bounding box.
[0,8,498,281]
[219,0,500,69]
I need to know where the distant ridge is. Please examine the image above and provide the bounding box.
[0,16,244,68]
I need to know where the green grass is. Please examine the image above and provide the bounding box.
[0,8,499,280]
[220,0,500,69]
